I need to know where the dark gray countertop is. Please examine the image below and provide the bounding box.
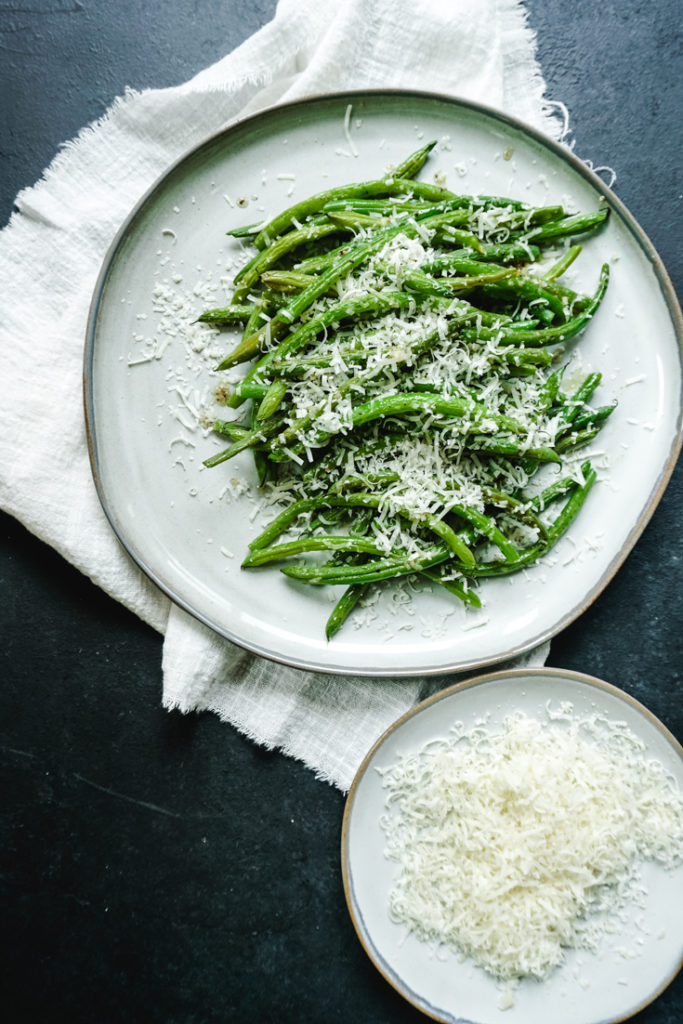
[1,2,681,1021]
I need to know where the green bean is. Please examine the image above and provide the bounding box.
[325,210,390,231]
[341,494,472,563]
[529,461,592,511]
[502,348,554,368]
[252,175,457,250]
[430,227,486,252]
[218,285,411,373]
[231,381,268,400]
[400,265,516,298]
[232,220,345,296]
[421,568,482,608]
[556,372,602,430]
[295,243,354,274]
[525,209,608,243]
[203,413,287,467]
[268,308,508,377]
[477,242,541,263]
[249,496,328,551]
[449,504,519,562]
[544,244,582,281]
[526,205,566,225]
[240,296,269,343]
[459,435,561,463]
[546,465,597,543]
[345,392,528,436]
[249,390,269,486]
[267,392,518,464]
[423,254,524,276]
[242,535,385,566]
[392,140,438,179]
[482,487,548,538]
[197,304,258,325]
[260,269,320,293]
[330,471,400,492]
[214,419,250,440]
[282,546,451,585]
[265,322,483,458]
[555,428,601,453]
[559,402,617,435]
[476,277,571,320]
[323,198,432,215]
[325,584,369,639]
[255,379,287,420]
[225,223,260,238]
[536,367,565,414]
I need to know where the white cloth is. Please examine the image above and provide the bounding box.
[0,0,560,791]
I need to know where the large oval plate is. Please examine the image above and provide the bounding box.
[85,90,683,676]
[341,668,683,1023]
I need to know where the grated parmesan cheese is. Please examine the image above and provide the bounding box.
[343,103,359,158]
[379,708,683,981]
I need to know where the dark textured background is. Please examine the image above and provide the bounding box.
[1,2,681,1021]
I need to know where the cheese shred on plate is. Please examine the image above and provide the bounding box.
[379,707,683,981]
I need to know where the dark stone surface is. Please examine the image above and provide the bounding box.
[0,2,681,1021]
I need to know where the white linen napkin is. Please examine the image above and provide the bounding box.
[0,0,561,790]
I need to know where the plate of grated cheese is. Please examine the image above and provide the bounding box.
[85,90,683,676]
[342,667,683,1023]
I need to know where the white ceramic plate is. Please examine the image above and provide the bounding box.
[342,668,683,1024]
[85,90,683,676]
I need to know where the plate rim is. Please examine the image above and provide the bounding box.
[340,665,683,1024]
[83,87,683,677]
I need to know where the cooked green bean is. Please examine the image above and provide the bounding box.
[214,419,250,440]
[242,535,385,566]
[197,304,258,325]
[325,583,369,639]
[233,220,347,296]
[544,244,582,281]
[555,428,601,454]
[260,270,320,293]
[281,546,451,586]
[530,461,592,512]
[525,209,608,242]
[392,140,437,179]
[421,569,482,607]
[255,379,287,421]
[252,172,457,249]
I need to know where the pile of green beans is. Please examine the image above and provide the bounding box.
[201,142,613,639]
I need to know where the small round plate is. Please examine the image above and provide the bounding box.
[341,668,683,1024]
